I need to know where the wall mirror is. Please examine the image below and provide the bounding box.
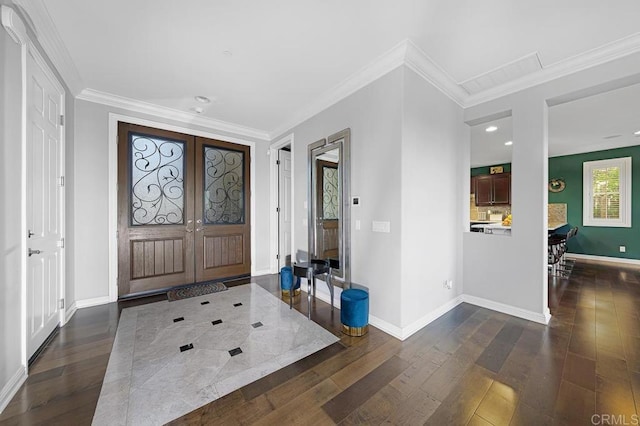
[308,128,351,284]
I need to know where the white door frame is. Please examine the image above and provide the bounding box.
[107,113,257,302]
[269,133,295,273]
[3,5,67,370]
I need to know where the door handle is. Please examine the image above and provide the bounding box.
[185,219,194,233]
[28,248,42,257]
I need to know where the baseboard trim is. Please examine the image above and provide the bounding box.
[400,295,465,340]
[566,253,640,267]
[0,366,27,414]
[462,294,549,325]
[65,302,78,324]
[252,269,273,277]
[369,315,404,340]
[75,296,111,309]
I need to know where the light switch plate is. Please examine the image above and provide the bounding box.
[372,221,390,233]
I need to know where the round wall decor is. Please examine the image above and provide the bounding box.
[549,178,566,193]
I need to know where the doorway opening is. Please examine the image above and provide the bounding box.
[269,134,295,273]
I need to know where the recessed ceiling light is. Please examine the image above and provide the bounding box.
[223,50,233,57]
[191,106,204,114]
[504,141,513,146]
[195,95,210,104]
[485,125,498,132]
[634,130,640,136]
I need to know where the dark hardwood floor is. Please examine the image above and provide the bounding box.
[1,261,640,425]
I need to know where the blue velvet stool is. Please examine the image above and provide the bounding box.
[280,266,300,301]
[340,288,369,336]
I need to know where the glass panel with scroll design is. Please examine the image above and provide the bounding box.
[203,146,244,224]
[130,133,185,226]
[322,166,339,220]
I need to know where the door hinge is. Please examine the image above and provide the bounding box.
[59,115,64,126]
[276,254,279,259]
[59,176,65,187]
[276,207,280,213]
[58,238,65,248]
[276,160,280,165]
[59,298,64,309]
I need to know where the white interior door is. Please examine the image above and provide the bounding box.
[278,150,292,268]
[26,46,65,359]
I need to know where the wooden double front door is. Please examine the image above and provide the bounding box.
[117,123,250,297]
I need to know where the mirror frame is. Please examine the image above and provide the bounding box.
[308,128,351,285]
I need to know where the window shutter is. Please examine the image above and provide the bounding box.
[591,166,620,219]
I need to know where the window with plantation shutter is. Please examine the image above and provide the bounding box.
[583,157,632,227]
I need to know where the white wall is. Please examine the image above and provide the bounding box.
[73,100,271,302]
[462,51,640,321]
[277,68,404,328]
[1,2,76,411]
[400,67,465,329]
[0,7,25,408]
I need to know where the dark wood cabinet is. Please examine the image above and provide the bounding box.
[474,172,510,206]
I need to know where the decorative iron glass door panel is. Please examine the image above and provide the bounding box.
[195,137,251,281]
[315,159,339,259]
[118,123,195,297]
[203,145,245,224]
[130,134,185,226]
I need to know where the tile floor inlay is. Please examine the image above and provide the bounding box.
[173,317,184,323]
[92,283,339,426]
[233,302,243,307]
[179,343,194,352]
[200,301,210,305]
[251,322,263,328]
[229,347,243,356]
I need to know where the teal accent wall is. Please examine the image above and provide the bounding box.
[549,145,640,260]
[471,163,511,177]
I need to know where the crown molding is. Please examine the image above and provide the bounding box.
[78,89,271,141]
[404,40,467,107]
[12,0,84,95]
[1,5,27,45]
[465,32,640,107]
[269,39,409,139]
[271,32,640,136]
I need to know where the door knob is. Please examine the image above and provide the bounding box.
[28,248,42,257]
[185,219,194,233]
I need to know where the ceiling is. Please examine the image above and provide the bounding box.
[17,0,640,137]
[471,81,640,167]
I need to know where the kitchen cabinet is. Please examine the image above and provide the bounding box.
[474,173,510,206]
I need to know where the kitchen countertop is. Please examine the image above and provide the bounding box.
[470,221,568,231]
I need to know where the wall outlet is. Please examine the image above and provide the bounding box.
[443,280,453,290]
[620,246,626,253]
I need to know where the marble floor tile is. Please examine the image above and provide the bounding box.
[92,283,339,425]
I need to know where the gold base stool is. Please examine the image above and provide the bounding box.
[342,324,369,337]
[281,288,301,301]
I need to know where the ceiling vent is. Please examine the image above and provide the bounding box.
[459,52,543,95]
